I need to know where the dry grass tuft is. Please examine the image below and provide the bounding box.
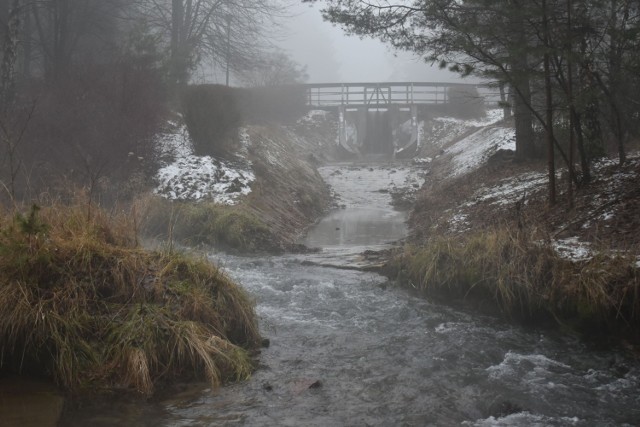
[391,226,640,330]
[0,201,261,396]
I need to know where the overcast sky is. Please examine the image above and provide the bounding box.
[276,3,466,83]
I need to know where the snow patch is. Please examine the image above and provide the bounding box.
[447,126,515,178]
[153,123,254,204]
[552,238,592,261]
[435,108,505,128]
[449,213,470,231]
[298,110,330,124]
[412,157,433,165]
[470,172,547,207]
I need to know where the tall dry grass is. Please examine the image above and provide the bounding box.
[390,227,640,328]
[0,200,260,395]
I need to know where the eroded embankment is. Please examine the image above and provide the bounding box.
[389,113,640,342]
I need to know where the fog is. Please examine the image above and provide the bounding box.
[192,2,468,85]
[277,3,464,83]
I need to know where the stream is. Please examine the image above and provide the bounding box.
[62,163,640,426]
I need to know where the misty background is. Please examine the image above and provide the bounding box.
[194,2,464,84]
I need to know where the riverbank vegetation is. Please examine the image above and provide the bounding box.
[389,228,639,336]
[386,141,640,341]
[141,197,279,253]
[0,201,261,395]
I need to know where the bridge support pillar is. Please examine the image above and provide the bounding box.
[338,105,346,147]
[411,104,420,150]
[356,108,368,149]
[389,105,400,156]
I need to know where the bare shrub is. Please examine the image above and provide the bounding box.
[236,85,307,124]
[182,84,242,158]
[446,85,486,119]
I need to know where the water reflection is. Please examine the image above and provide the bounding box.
[304,207,407,248]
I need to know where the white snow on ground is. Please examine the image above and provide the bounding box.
[427,107,513,181]
[435,108,505,128]
[469,171,548,207]
[447,126,515,178]
[297,110,330,124]
[434,111,638,266]
[448,213,470,232]
[422,108,506,152]
[552,237,593,261]
[153,124,254,204]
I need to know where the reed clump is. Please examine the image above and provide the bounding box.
[0,202,261,396]
[391,227,639,329]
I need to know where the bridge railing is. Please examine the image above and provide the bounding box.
[303,82,501,108]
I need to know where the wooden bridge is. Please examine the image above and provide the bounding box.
[302,82,500,157]
[303,82,492,109]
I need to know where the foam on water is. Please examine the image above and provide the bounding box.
[465,412,581,427]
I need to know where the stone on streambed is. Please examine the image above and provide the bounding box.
[290,378,323,394]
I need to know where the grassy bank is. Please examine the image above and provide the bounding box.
[141,197,280,253]
[388,226,640,336]
[0,202,261,396]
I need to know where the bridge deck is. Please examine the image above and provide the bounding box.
[303,82,499,108]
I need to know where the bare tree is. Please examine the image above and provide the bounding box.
[30,0,128,81]
[237,50,308,87]
[135,0,284,86]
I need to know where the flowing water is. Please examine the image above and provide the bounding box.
[62,164,640,426]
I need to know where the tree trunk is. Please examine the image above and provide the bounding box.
[573,112,590,183]
[542,0,556,205]
[608,0,627,165]
[1,0,21,108]
[170,0,185,85]
[509,21,535,160]
[512,76,535,160]
[499,82,511,120]
[21,1,31,78]
[566,0,574,206]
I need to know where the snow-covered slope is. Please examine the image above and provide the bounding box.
[153,123,254,204]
